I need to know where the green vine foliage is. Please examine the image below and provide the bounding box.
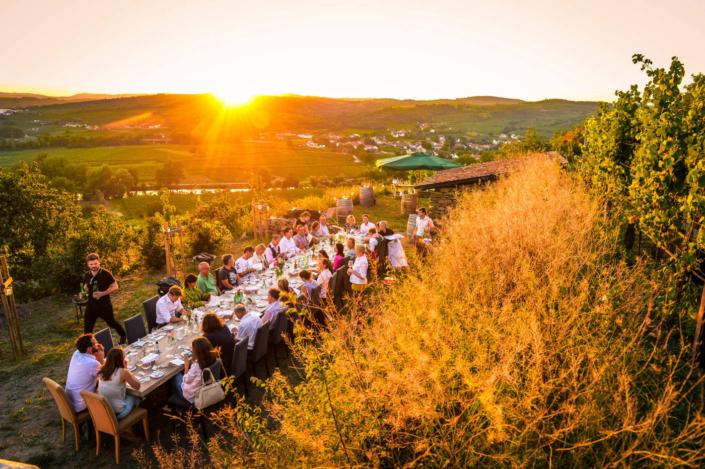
[581,55,705,289]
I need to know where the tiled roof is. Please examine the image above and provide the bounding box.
[415,152,565,189]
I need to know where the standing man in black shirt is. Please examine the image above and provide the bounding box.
[83,253,126,344]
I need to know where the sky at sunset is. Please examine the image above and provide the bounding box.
[1,0,704,102]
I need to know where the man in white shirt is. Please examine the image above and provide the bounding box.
[265,234,282,265]
[156,286,187,327]
[234,304,261,351]
[347,245,369,291]
[251,244,269,270]
[261,288,285,329]
[317,215,331,237]
[235,246,256,282]
[414,207,435,241]
[65,333,105,412]
[279,227,298,258]
[359,214,375,236]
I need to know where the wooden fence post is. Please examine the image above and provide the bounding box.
[0,256,24,359]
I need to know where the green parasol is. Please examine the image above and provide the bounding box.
[376,152,462,170]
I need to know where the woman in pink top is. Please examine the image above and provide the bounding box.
[332,243,346,271]
[172,336,219,404]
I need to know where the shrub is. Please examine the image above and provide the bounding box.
[185,217,232,256]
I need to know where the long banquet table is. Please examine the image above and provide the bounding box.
[124,244,335,398]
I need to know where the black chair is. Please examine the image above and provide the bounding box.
[142,296,159,332]
[124,314,147,345]
[230,339,249,397]
[94,328,114,354]
[248,323,270,378]
[268,312,289,368]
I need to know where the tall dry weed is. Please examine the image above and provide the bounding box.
[151,158,705,467]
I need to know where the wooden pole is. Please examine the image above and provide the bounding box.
[0,256,24,359]
[692,283,705,369]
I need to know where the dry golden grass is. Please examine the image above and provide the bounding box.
[148,158,705,467]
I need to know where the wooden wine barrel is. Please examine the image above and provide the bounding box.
[336,198,353,222]
[359,186,375,207]
[400,193,418,215]
[406,214,418,238]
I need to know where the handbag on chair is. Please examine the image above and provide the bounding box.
[194,367,225,410]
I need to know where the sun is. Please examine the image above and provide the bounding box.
[214,88,255,107]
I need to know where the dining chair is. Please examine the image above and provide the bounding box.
[94,328,114,354]
[124,314,147,344]
[249,322,270,378]
[42,377,91,451]
[230,339,249,397]
[268,312,289,368]
[80,390,149,465]
[142,295,159,332]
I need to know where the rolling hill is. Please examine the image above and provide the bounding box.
[0,93,598,138]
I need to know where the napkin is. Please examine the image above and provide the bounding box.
[169,358,185,367]
[140,353,159,364]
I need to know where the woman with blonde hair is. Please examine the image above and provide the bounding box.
[344,214,357,234]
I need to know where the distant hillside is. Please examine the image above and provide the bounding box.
[0,92,142,109]
[0,93,598,138]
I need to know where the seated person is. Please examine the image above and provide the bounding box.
[295,211,312,228]
[377,220,394,236]
[299,270,318,297]
[183,274,210,309]
[367,228,380,258]
[172,336,219,405]
[293,225,310,251]
[252,244,269,269]
[345,237,356,258]
[65,333,105,412]
[261,288,285,329]
[359,214,375,236]
[235,246,256,283]
[279,228,298,258]
[98,347,141,420]
[315,258,333,299]
[156,286,188,327]
[318,249,330,261]
[344,214,357,234]
[234,304,261,352]
[218,254,239,291]
[332,243,346,271]
[196,261,218,295]
[277,278,297,310]
[308,222,321,245]
[202,312,235,373]
[316,215,331,237]
[265,235,283,265]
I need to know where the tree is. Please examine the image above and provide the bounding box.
[0,163,81,288]
[155,162,185,187]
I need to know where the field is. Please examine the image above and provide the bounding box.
[0,142,369,183]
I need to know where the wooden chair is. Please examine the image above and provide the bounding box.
[124,314,147,344]
[80,390,149,465]
[94,328,114,354]
[42,377,91,451]
[142,295,159,332]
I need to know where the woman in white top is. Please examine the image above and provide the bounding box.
[347,245,369,291]
[97,348,141,419]
[315,258,333,299]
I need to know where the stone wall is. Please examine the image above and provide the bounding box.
[429,188,459,222]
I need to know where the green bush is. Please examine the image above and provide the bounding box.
[185,217,232,256]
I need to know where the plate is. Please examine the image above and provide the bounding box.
[137,375,150,383]
[162,325,174,331]
[150,370,165,379]
[128,365,137,371]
